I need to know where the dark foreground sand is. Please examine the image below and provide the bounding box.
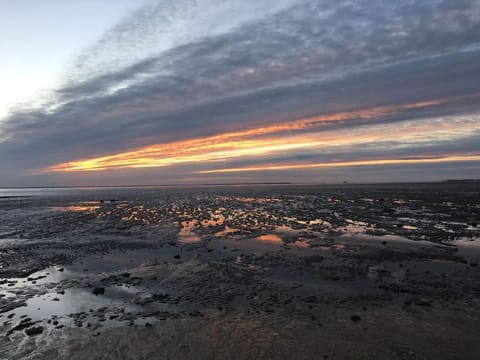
[4,306,480,359]
[0,183,479,359]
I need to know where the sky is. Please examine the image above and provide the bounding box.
[0,0,479,186]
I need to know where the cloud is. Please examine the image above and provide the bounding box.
[1,0,480,185]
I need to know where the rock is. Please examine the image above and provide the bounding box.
[304,296,319,303]
[350,315,361,323]
[415,299,431,307]
[92,287,105,296]
[153,293,170,301]
[25,326,43,336]
[189,311,204,317]
[304,255,324,264]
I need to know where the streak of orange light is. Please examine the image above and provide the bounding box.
[196,154,480,174]
[39,95,479,173]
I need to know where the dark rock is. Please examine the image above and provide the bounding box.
[415,299,432,307]
[25,326,43,336]
[350,315,361,323]
[189,311,204,317]
[92,287,105,296]
[304,296,319,303]
[304,255,324,264]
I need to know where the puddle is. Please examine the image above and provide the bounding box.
[451,237,480,261]
[214,226,240,237]
[339,232,440,250]
[49,201,101,212]
[178,220,201,243]
[255,234,283,244]
[3,286,140,324]
[291,238,310,248]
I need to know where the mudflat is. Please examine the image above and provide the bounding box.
[0,182,479,359]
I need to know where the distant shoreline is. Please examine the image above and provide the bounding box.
[0,179,478,189]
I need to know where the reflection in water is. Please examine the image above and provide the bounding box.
[178,220,201,243]
[256,234,283,244]
[215,226,240,237]
[50,205,100,212]
[291,238,310,248]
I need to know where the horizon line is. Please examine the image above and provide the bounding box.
[0,179,479,189]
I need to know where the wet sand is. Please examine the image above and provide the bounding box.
[0,183,479,359]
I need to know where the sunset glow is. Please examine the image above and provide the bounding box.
[196,154,480,174]
[41,98,480,174]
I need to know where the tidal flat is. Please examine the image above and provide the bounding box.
[0,183,479,359]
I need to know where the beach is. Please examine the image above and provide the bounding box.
[1,183,479,359]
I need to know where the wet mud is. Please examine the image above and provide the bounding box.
[0,183,479,359]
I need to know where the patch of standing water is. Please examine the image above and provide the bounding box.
[177,220,201,243]
[214,226,240,237]
[291,238,310,248]
[49,201,101,212]
[451,237,480,261]
[3,286,143,325]
[339,232,441,251]
[255,234,283,244]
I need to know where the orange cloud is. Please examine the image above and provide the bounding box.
[40,95,479,173]
[196,154,480,174]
